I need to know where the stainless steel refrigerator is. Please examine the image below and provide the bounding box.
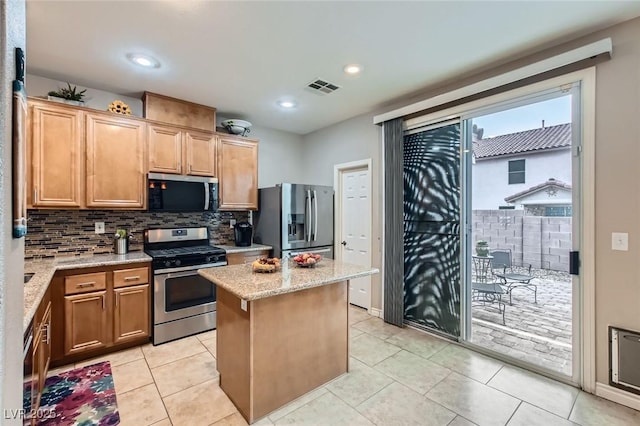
[253,183,334,259]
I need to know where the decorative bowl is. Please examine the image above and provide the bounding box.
[221,119,252,136]
[292,253,322,268]
[252,257,280,273]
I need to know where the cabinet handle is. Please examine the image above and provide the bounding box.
[101,294,105,310]
[77,281,96,288]
[41,323,50,345]
[124,276,140,281]
[115,292,119,307]
[33,188,38,201]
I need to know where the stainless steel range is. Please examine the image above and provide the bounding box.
[144,227,226,345]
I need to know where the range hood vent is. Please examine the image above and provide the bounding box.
[306,78,340,95]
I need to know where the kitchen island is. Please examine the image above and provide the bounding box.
[198,259,378,424]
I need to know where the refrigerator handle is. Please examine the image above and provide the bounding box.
[306,190,312,242]
[313,190,318,241]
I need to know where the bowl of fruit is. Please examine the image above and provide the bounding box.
[292,253,322,268]
[252,257,281,273]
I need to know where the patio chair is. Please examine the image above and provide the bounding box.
[490,249,536,305]
[471,256,506,325]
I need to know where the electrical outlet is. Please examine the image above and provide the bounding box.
[240,299,247,311]
[230,219,237,228]
[612,232,629,251]
[95,222,105,234]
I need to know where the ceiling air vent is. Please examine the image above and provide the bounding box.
[306,78,340,95]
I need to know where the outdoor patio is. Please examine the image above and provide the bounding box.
[470,267,573,376]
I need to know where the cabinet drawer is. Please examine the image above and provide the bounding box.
[113,267,149,288]
[227,250,270,265]
[64,272,107,295]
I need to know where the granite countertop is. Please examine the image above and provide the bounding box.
[23,252,152,333]
[216,243,272,254]
[198,259,378,301]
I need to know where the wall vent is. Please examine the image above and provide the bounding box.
[306,78,340,95]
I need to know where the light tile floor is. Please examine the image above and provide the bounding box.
[48,306,640,426]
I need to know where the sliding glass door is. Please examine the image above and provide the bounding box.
[460,86,581,383]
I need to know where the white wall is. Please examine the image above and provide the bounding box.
[1,0,26,421]
[26,74,144,116]
[472,148,572,209]
[301,113,383,309]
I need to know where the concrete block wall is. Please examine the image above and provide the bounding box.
[472,210,571,272]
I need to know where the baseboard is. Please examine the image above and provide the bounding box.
[368,307,382,318]
[595,382,640,411]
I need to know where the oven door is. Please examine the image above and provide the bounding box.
[154,269,216,324]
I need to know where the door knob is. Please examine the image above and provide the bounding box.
[341,241,347,246]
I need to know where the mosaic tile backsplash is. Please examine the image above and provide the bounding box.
[25,209,250,259]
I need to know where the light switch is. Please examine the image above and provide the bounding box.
[240,299,247,311]
[95,222,105,234]
[612,232,629,251]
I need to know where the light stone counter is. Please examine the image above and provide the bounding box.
[198,258,378,301]
[215,243,272,254]
[23,252,152,332]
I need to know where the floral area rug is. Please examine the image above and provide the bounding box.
[24,361,120,425]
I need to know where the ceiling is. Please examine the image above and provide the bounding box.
[26,1,640,135]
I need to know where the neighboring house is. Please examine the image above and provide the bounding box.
[504,178,572,216]
[471,123,572,210]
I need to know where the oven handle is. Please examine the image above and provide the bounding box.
[154,262,227,275]
[160,270,201,280]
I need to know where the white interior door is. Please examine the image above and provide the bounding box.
[341,167,371,309]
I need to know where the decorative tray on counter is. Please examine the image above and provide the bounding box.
[252,258,281,273]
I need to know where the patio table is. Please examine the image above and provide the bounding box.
[494,272,537,305]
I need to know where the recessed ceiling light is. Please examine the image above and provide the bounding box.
[277,100,297,109]
[126,53,161,69]
[343,64,363,75]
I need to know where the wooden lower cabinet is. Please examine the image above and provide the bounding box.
[113,284,150,344]
[226,249,270,265]
[52,263,151,363]
[24,289,52,425]
[64,290,108,355]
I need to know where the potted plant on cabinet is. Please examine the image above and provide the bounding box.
[47,83,87,106]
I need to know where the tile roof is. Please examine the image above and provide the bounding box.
[474,123,571,159]
[504,178,572,203]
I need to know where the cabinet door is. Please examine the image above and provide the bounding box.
[113,284,150,344]
[86,113,146,208]
[30,103,83,207]
[148,124,183,174]
[38,304,51,392]
[185,131,216,176]
[218,136,258,210]
[64,290,108,355]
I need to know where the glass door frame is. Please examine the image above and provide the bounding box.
[459,86,582,386]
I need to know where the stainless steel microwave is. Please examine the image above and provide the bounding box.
[148,173,218,212]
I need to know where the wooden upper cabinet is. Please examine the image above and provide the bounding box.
[148,124,183,174]
[29,103,83,207]
[85,113,147,209]
[218,135,259,210]
[185,131,216,177]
